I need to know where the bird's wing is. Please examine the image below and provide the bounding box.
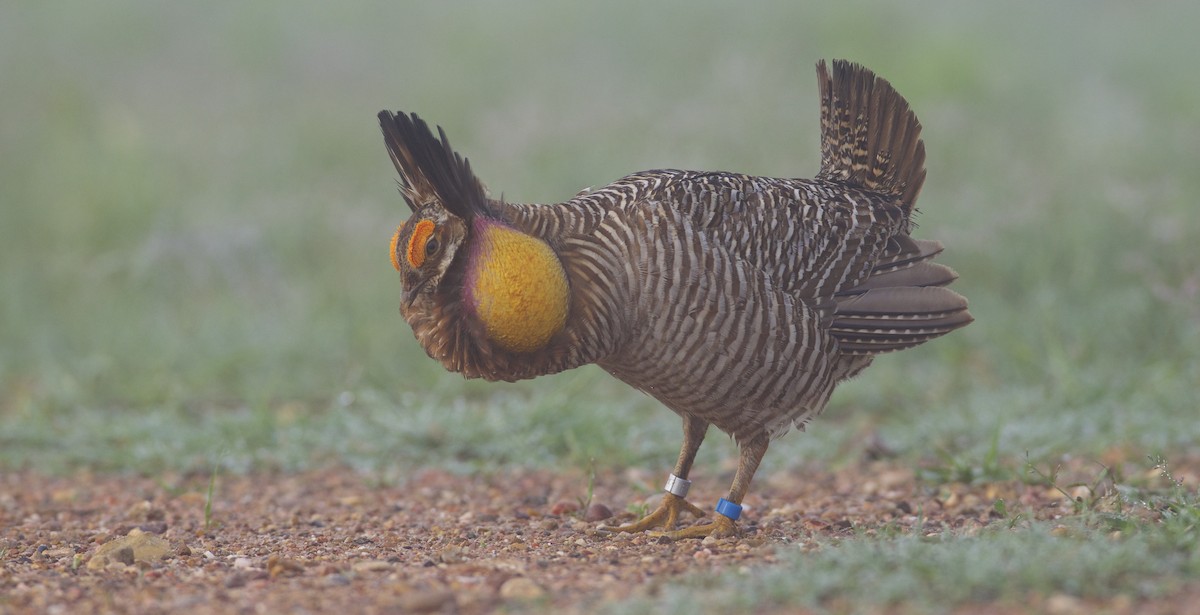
[647,171,907,301]
[648,171,970,355]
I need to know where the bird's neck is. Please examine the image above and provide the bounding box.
[462,217,569,353]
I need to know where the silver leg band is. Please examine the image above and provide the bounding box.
[664,473,691,498]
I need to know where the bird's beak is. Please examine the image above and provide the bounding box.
[402,287,420,310]
[401,276,430,311]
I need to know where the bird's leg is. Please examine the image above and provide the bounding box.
[603,416,708,533]
[663,432,770,540]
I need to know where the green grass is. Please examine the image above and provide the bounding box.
[617,457,1200,614]
[2,0,1199,610]
[618,523,1199,614]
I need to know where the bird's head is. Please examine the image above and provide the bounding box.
[379,111,488,314]
[379,111,569,355]
[389,204,468,312]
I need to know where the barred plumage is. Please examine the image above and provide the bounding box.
[380,59,972,538]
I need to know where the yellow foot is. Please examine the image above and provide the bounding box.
[602,493,706,533]
[658,512,740,541]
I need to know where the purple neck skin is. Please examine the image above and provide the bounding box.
[460,216,506,316]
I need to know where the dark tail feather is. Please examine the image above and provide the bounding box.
[816,60,969,354]
[836,235,956,296]
[871,236,943,273]
[832,286,972,354]
[815,60,926,214]
[841,260,959,294]
[832,232,971,355]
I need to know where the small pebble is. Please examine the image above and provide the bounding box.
[224,572,247,588]
[439,546,465,564]
[351,560,392,573]
[324,574,351,586]
[397,589,456,613]
[267,556,305,577]
[138,522,169,535]
[113,546,135,566]
[550,500,579,516]
[499,576,545,600]
[584,503,613,522]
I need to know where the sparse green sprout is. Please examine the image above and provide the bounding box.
[993,498,1007,519]
[204,463,219,531]
[576,457,596,517]
[627,502,650,519]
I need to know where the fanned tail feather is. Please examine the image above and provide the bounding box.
[870,236,943,273]
[832,234,972,354]
[815,59,926,214]
[833,286,971,354]
[843,261,959,294]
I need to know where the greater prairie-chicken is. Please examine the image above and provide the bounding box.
[380,59,972,539]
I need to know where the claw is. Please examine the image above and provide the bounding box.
[602,493,706,533]
[657,511,740,541]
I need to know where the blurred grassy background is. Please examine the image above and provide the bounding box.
[1,0,1197,479]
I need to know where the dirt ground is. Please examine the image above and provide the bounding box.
[1,457,1194,614]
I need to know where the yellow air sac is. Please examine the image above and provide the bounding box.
[467,223,569,353]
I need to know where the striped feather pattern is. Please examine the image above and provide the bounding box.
[383,59,971,450]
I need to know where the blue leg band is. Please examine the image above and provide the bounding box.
[715,498,742,521]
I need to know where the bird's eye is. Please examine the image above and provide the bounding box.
[425,237,440,256]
